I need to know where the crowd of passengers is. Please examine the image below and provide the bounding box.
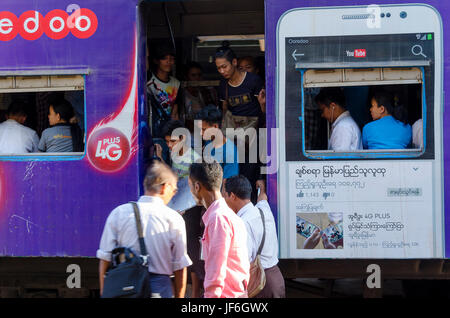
[313,87,423,152]
[142,43,270,298]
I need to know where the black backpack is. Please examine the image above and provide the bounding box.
[101,202,151,298]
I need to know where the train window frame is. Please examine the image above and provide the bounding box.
[0,70,88,161]
[299,66,427,160]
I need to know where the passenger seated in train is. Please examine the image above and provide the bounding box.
[412,118,423,149]
[362,90,412,150]
[314,87,362,152]
[38,99,84,153]
[0,101,39,154]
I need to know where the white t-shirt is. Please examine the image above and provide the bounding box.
[147,74,180,117]
[0,119,39,154]
[329,111,363,151]
[97,196,192,275]
[237,200,279,269]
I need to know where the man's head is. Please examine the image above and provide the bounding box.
[153,45,176,74]
[238,56,256,73]
[143,161,178,205]
[188,161,223,207]
[185,62,203,82]
[195,104,222,141]
[161,120,187,152]
[314,87,346,123]
[6,101,28,124]
[223,175,252,213]
[214,46,238,80]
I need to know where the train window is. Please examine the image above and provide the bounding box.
[0,74,85,159]
[301,67,425,159]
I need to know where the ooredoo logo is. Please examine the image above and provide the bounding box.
[87,127,131,173]
[0,8,98,41]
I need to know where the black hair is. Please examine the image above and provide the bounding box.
[51,99,74,122]
[189,162,223,191]
[314,87,346,109]
[185,61,203,73]
[372,90,409,124]
[7,101,27,117]
[50,99,84,151]
[154,44,175,61]
[214,41,237,63]
[195,104,222,127]
[224,175,252,200]
[161,120,185,138]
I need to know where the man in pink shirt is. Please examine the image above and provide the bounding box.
[188,161,250,298]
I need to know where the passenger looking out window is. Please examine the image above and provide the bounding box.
[362,91,412,150]
[314,87,362,152]
[0,101,39,154]
[38,99,84,153]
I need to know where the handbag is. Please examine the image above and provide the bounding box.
[101,202,151,298]
[247,208,266,298]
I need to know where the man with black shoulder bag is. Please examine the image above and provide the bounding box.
[97,161,192,298]
[223,175,285,298]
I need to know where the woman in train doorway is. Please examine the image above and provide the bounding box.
[214,43,266,202]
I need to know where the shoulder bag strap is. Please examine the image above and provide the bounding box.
[131,201,148,256]
[256,208,266,256]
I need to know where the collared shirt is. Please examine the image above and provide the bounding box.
[202,198,250,298]
[237,200,279,269]
[97,196,192,276]
[412,119,423,149]
[329,111,362,151]
[0,119,39,154]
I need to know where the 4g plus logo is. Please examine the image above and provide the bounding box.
[87,127,131,173]
[0,6,98,41]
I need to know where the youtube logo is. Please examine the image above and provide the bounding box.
[346,49,367,58]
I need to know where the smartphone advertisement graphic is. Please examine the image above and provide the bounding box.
[276,4,444,259]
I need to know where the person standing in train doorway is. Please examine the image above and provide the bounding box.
[97,161,192,298]
[188,161,250,298]
[214,44,266,203]
[147,45,181,163]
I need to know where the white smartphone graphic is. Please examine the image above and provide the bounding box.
[277,4,444,259]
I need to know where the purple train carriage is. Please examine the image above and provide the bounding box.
[0,0,448,296]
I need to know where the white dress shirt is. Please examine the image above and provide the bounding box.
[329,111,362,151]
[0,119,39,154]
[412,119,423,149]
[236,200,279,269]
[97,196,192,275]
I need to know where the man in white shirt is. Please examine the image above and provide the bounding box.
[0,101,39,154]
[223,175,285,298]
[315,87,362,152]
[412,118,423,149]
[97,161,192,298]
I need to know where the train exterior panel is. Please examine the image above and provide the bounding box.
[265,0,450,258]
[0,0,147,257]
